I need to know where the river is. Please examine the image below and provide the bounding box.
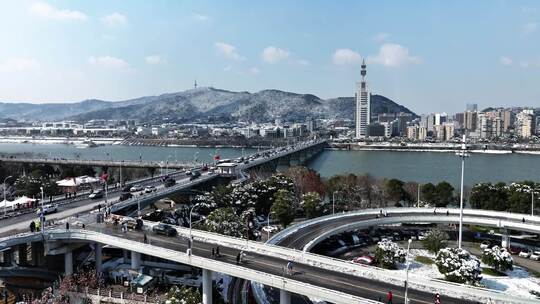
[0,143,538,187]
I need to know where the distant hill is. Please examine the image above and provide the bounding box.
[0,87,417,123]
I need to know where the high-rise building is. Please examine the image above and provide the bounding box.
[502,110,513,131]
[464,111,477,131]
[355,59,370,138]
[535,116,540,135]
[466,103,478,112]
[435,113,448,126]
[516,111,533,138]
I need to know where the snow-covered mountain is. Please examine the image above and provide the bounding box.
[0,87,417,123]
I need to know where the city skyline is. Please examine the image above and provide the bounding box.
[1,1,540,114]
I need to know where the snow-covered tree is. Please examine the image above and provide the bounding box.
[374,239,406,269]
[435,247,482,285]
[481,246,513,272]
[201,207,246,238]
[163,286,202,304]
[301,192,322,219]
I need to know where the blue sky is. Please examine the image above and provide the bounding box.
[0,0,539,114]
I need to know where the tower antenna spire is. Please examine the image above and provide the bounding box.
[194,80,198,89]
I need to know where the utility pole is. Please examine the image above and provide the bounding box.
[456,135,470,249]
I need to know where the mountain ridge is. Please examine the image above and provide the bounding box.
[0,87,417,123]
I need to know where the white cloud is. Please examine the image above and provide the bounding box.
[261,46,290,64]
[332,48,362,66]
[373,32,390,42]
[368,43,421,67]
[193,13,209,22]
[521,22,537,35]
[249,67,260,75]
[296,59,310,66]
[214,42,244,60]
[500,56,513,66]
[0,57,39,72]
[101,13,127,27]
[145,55,166,65]
[29,1,87,21]
[88,56,129,69]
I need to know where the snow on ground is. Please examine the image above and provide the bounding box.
[395,249,540,300]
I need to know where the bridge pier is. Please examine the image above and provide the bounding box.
[18,243,28,265]
[123,249,129,263]
[65,250,73,275]
[95,243,103,274]
[501,229,510,249]
[202,269,213,304]
[31,241,44,266]
[131,251,141,271]
[2,249,13,265]
[280,289,291,304]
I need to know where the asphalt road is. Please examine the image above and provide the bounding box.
[0,172,188,237]
[85,221,475,304]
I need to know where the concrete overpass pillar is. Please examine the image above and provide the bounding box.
[501,229,510,249]
[123,249,128,263]
[18,244,28,265]
[95,243,102,274]
[31,241,44,266]
[202,269,213,304]
[65,250,73,276]
[131,251,141,271]
[2,249,13,265]
[280,289,291,304]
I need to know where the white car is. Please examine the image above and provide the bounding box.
[262,225,280,233]
[36,204,58,215]
[531,251,540,261]
[519,249,533,258]
[130,185,143,192]
[480,241,491,249]
[144,185,156,193]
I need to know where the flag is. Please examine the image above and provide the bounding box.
[214,154,220,161]
[101,173,109,181]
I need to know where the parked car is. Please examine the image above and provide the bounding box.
[352,255,374,265]
[262,225,280,233]
[88,190,104,199]
[480,241,491,249]
[144,185,157,193]
[519,249,533,258]
[37,204,58,215]
[130,185,143,192]
[531,251,540,261]
[153,223,177,237]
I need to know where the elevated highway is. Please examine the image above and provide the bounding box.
[2,208,539,303]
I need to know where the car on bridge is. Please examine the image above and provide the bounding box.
[164,177,176,187]
[36,204,58,215]
[519,249,533,258]
[88,190,104,199]
[189,171,201,181]
[130,185,144,192]
[152,223,177,236]
[144,185,157,193]
[119,192,133,201]
[352,255,374,265]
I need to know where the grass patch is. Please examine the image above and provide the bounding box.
[482,267,507,276]
[415,256,434,265]
[527,269,540,278]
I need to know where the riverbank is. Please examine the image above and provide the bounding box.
[328,142,540,155]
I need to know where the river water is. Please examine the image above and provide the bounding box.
[1,143,538,187]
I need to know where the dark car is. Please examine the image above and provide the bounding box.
[119,192,133,201]
[122,185,132,192]
[152,223,177,236]
[164,177,176,187]
[189,171,201,181]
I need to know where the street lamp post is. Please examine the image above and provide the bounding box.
[39,186,45,233]
[3,175,13,216]
[332,191,339,215]
[266,211,274,240]
[456,135,470,249]
[189,204,200,249]
[417,183,421,208]
[404,238,413,304]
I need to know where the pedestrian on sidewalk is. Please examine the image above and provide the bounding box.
[435,293,441,304]
[65,222,69,230]
[236,253,241,264]
[386,291,393,304]
[216,246,220,257]
[211,248,215,257]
